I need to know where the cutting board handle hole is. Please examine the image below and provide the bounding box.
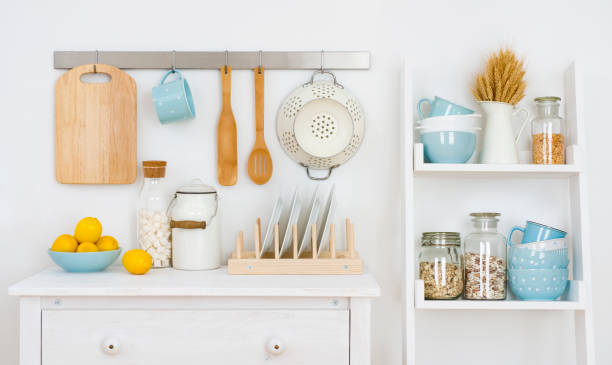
[80,72,111,84]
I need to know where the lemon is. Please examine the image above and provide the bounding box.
[122,249,152,275]
[97,236,119,251]
[74,217,102,243]
[51,234,78,252]
[76,242,99,252]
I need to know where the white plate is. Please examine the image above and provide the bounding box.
[298,186,321,257]
[317,184,337,257]
[280,187,301,257]
[261,196,283,255]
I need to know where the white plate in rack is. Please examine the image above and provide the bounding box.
[280,187,301,257]
[261,196,283,256]
[298,186,321,257]
[317,184,337,257]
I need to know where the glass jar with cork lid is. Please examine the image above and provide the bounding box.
[532,96,565,164]
[418,232,464,300]
[137,161,171,268]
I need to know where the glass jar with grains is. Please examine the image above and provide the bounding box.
[463,213,507,300]
[532,96,565,164]
[418,232,464,300]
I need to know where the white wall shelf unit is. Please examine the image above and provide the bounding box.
[402,61,595,365]
[414,279,587,310]
[413,143,583,177]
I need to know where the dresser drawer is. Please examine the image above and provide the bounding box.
[42,309,349,365]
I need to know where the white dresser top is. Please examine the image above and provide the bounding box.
[9,266,380,298]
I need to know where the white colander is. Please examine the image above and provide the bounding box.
[276,71,365,180]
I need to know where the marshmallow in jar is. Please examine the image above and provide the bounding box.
[169,179,220,270]
[137,161,171,268]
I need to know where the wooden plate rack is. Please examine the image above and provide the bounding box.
[228,218,362,275]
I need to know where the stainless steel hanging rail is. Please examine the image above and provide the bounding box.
[53,51,370,70]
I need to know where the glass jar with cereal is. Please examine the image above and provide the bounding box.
[464,213,507,300]
[418,232,463,300]
[532,96,565,164]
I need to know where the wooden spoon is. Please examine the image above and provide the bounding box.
[217,66,238,186]
[247,67,273,185]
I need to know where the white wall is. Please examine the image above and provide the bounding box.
[1,0,611,364]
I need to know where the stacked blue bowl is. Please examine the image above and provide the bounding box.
[508,239,569,300]
[417,114,482,163]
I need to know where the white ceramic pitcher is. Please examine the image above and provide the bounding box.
[479,101,530,164]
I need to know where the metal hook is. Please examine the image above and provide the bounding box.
[93,50,99,73]
[171,50,176,73]
[320,49,324,72]
[258,50,263,74]
[224,50,229,74]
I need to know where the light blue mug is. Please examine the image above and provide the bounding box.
[507,221,567,246]
[417,96,474,120]
[153,70,195,124]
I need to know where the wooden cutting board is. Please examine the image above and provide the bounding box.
[55,64,137,184]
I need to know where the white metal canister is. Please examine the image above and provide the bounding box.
[168,179,220,270]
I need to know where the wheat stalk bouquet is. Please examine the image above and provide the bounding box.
[472,49,526,105]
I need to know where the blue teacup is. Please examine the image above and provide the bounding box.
[417,96,474,120]
[507,221,567,246]
[153,70,195,124]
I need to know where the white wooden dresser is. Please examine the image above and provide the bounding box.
[9,266,380,365]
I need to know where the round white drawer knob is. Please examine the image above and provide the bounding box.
[102,337,120,355]
[265,338,285,355]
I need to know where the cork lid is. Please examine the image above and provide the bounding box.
[142,160,167,178]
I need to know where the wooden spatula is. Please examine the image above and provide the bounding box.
[247,67,273,184]
[217,66,238,186]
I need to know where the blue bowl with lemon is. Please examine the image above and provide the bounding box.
[48,248,122,273]
[49,218,121,273]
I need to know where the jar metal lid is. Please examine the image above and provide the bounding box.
[469,212,500,217]
[534,96,561,103]
[421,232,461,246]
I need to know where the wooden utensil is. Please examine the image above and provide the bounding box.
[217,66,238,186]
[247,67,273,184]
[55,64,137,184]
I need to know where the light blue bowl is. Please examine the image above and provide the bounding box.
[421,131,476,163]
[509,269,568,301]
[48,248,122,273]
[509,247,569,270]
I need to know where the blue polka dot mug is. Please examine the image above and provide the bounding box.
[507,221,567,246]
[153,70,195,124]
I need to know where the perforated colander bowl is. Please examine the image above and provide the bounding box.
[276,71,365,180]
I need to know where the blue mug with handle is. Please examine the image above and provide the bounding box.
[417,96,474,120]
[153,70,195,124]
[507,221,567,246]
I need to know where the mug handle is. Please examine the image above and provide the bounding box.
[417,98,433,120]
[513,107,531,144]
[159,70,182,85]
[507,226,525,247]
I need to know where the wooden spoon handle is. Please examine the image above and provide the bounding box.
[254,67,264,134]
[221,66,232,106]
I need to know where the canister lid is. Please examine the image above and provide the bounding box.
[143,160,166,178]
[469,212,500,217]
[421,232,461,245]
[177,179,216,194]
[534,96,561,103]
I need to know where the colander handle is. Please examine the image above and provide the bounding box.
[305,70,344,89]
[305,166,336,181]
